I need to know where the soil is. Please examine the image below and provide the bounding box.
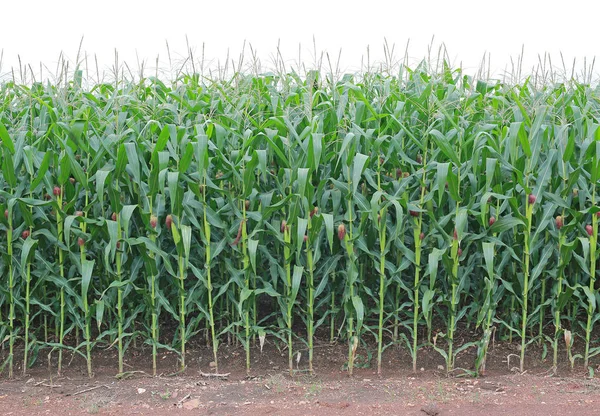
[1,338,600,415]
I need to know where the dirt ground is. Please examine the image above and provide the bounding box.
[2,339,600,415]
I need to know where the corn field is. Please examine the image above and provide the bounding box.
[1,63,600,379]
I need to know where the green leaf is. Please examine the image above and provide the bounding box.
[352,153,369,194]
[297,168,309,199]
[167,172,179,215]
[563,129,575,162]
[485,158,497,191]
[20,237,38,276]
[195,133,208,178]
[322,213,334,252]
[115,143,127,178]
[2,147,17,187]
[0,121,15,154]
[179,142,194,173]
[291,265,304,305]
[95,300,105,331]
[65,147,87,188]
[422,289,435,328]
[297,217,308,257]
[58,152,71,185]
[583,286,596,314]
[81,259,95,301]
[427,248,443,284]
[106,220,119,261]
[436,162,449,206]
[124,142,141,184]
[181,224,192,266]
[171,221,181,246]
[455,208,468,240]
[314,273,329,299]
[482,242,495,279]
[352,295,365,333]
[95,170,110,208]
[557,287,574,311]
[30,150,52,191]
[22,146,34,177]
[532,150,556,201]
[153,124,171,157]
[308,133,323,171]
[248,238,259,274]
[446,167,460,202]
[120,205,138,239]
[530,245,554,287]
[64,215,77,247]
[430,130,460,165]
[490,216,525,233]
[513,122,531,158]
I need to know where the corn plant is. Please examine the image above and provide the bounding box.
[1,60,600,381]
[80,259,94,377]
[171,217,191,371]
[282,219,294,375]
[54,184,67,373]
[4,200,15,378]
[20,230,36,375]
[305,211,316,375]
[409,160,427,373]
[583,141,600,368]
[376,197,387,375]
[202,175,219,372]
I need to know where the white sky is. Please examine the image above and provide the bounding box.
[1,0,599,82]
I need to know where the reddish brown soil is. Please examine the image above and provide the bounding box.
[1,339,600,415]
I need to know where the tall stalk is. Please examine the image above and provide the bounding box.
[376,157,387,375]
[241,208,250,375]
[149,211,159,376]
[392,277,401,343]
[6,207,14,378]
[553,219,565,373]
[177,244,186,371]
[477,200,500,375]
[80,181,93,378]
[306,214,315,375]
[342,160,362,376]
[520,192,535,372]
[447,224,460,372]
[411,158,427,373]
[81,257,94,378]
[376,209,387,375]
[56,186,66,374]
[116,212,124,373]
[342,219,358,376]
[283,221,293,376]
[330,272,336,343]
[447,162,462,372]
[22,168,36,375]
[22,232,34,375]
[477,241,496,376]
[203,180,218,372]
[584,194,597,368]
[538,270,546,345]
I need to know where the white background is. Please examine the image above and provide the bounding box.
[1,0,598,82]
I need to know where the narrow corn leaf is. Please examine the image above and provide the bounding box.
[0,121,15,153]
[352,154,369,194]
[81,259,95,300]
[291,265,304,305]
[482,242,495,279]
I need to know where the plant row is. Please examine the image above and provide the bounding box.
[1,67,600,379]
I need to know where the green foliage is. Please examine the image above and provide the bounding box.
[0,65,599,378]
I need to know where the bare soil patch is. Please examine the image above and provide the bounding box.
[1,340,599,415]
